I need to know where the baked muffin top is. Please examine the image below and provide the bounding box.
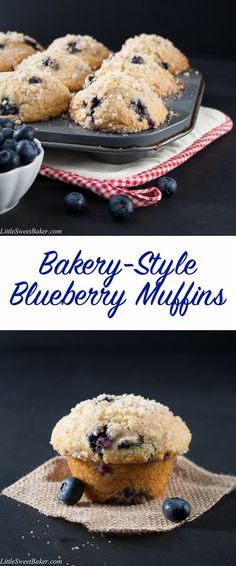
[69,71,167,133]
[0,31,43,50]
[121,33,189,75]
[51,394,191,464]
[85,51,178,97]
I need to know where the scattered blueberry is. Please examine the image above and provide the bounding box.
[109,195,134,221]
[13,125,35,142]
[59,477,84,505]
[162,497,191,522]
[64,192,86,213]
[16,140,38,164]
[0,117,14,128]
[131,55,144,64]
[157,177,177,197]
[0,149,21,173]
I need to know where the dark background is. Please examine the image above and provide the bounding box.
[0,331,235,565]
[0,0,235,59]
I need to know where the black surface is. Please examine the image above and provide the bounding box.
[0,332,236,565]
[0,0,234,59]
[0,59,235,235]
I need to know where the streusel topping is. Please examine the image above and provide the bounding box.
[51,394,191,464]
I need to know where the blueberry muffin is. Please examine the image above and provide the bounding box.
[48,34,111,71]
[51,393,191,505]
[85,51,178,97]
[17,49,91,92]
[69,72,167,133]
[0,69,71,123]
[121,34,189,75]
[0,31,43,72]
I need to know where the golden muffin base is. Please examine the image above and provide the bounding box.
[67,456,175,504]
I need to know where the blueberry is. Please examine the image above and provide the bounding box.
[130,98,155,128]
[161,61,169,70]
[3,127,13,139]
[59,477,84,505]
[88,426,111,455]
[131,55,144,64]
[0,126,4,143]
[29,76,43,84]
[89,96,101,115]
[13,125,35,142]
[0,117,14,128]
[16,140,38,164]
[0,149,21,173]
[109,195,134,221]
[157,177,177,197]
[85,74,95,86]
[0,138,17,151]
[118,435,143,449]
[0,98,18,115]
[162,497,191,522]
[67,41,81,54]
[42,57,59,71]
[64,192,86,213]
[0,44,5,50]
[131,98,148,121]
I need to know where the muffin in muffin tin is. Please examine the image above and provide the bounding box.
[121,33,189,75]
[0,31,43,72]
[16,50,92,93]
[47,34,111,71]
[51,393,191,504]
[69,72,168,133]
[85,51,179,97]
[0,69,71,123]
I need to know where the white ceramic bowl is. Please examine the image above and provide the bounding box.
[0,139,44,215]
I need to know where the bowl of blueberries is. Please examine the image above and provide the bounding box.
[0,118,44,214]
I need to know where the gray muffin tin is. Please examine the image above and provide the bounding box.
[33,69,204,164]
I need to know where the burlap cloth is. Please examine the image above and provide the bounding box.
[2,456,236,534]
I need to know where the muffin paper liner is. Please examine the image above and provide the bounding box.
[2,456,236,534]
[40,106,233,207]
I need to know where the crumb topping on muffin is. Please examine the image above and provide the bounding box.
[51,393,191,464]
[69,72,167,133]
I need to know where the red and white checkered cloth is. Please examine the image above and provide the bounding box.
[40,110,233,208]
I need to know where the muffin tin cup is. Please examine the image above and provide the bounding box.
[67,456,176,504]
[33,70,204,164]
